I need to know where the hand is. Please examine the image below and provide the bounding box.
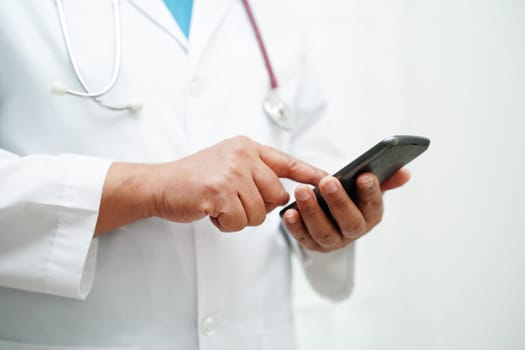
[282,169,411,252]
[150,136,327,232]
[95,136,326,236]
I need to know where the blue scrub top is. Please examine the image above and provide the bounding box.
[163,0,194,38]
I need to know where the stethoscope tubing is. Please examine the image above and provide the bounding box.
[241,0,279,90]
[55,0,122,98]
[53,0,290,124]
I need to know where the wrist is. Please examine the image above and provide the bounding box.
[125,163,160,220]
[142,163,167,219]
[95,162,159,236]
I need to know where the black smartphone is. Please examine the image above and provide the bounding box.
[279,135,430,218]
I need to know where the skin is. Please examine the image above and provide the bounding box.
[94,136,410,253]
[284,170,410,252]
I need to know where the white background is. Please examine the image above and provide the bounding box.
[291,0,525,349]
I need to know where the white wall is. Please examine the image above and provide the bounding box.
[291,1,525,349]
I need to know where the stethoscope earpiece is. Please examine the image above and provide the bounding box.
[51,82,68,96]
[127,103,144,114]
[51,80,143,114]
[54,0,137,113]
[54,0,291,127]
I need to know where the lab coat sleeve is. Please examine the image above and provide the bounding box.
[0,149,112,299]
[282,222,355,302]
[285,53,355,303]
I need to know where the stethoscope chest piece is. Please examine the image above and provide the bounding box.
[263,90,293,130]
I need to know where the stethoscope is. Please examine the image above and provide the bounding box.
[52,0,293,129]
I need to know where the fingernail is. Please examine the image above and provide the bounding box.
[286,213,296,224]
[296,188,310,201]
[324,180,337,194]
[363,176,375,189]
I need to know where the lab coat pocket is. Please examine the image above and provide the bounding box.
[0,340,140,350]
[258,324,298,350]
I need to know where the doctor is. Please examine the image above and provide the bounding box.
[0,1,408,350]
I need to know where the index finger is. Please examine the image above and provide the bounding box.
[257,144,327,186]
[380,168,411,192]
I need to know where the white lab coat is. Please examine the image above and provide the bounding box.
[0,1,354,349]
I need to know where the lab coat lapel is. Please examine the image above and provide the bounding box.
[188,0,235,69]
[127,0,189,51]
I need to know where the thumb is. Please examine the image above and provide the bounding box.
[257,144,328,186]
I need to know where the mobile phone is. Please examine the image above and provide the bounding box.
[279,135,430,218]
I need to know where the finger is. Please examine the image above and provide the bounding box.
[318,176,367,240]
[257,144,328,186]
[238,181,267,226]
[211,195,248,232]
[355,173,384,228]
[252,163,290,210]
[380,168,411,192]
[294,185,343,249]
[282,209,324,251]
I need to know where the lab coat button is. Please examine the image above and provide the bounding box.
[201,316,218,336]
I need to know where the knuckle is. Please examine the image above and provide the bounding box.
[298,237,320,251]
[300,205,317,217]
[296,192,316,212]
[361,200,384,226]
[332,195,348,208]
[232,135,252,144]
[287,157,298,169]
[265,203,278,213]
[225,161,243,179]
[262,182,287,202]
[270,188,289,206]
[200,199,216,217]
[224,152,245,170]
[298,235,309,244]
[218,225,234,233]
[316,245,334,253]
[342,220,366,238]
[286,157,300,176]
[278,190,290,204]
[369,214,383,228]
[250,212,266,226]
[203,180,225,198]
[316,232,337,246]
[223,136,250,155]
[296,200,314,216]
[360,199,382,211]
[296,235,312,247]
[204,176,233,199]
[340,238,353,248]
[231,144,250,159]
[304,242,319,251]
[227,219,247,232]
[317,247,330,253]
[229,136,254,153]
